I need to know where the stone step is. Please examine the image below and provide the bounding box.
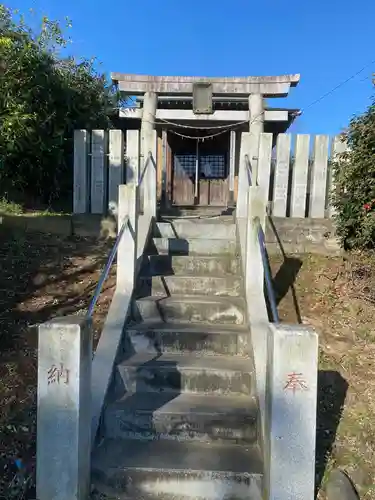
[115,352,254,396]
[137,275,243,298]
[133,295,246,325]
[154,221,236,240]
[146,254,241,276]
[126,321,250,356]
[150,237,237,256]
[91,439,263,500]
[103,392,259,444]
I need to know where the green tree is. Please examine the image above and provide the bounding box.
[332,100,375,249]
[0,5,116,208]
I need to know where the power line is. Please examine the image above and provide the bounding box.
[302,59,375,112]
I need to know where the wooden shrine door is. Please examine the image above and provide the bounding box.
[171,136,229,207]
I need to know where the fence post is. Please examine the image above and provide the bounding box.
[309,135,329,218]
[328,136,347,218]
[117,183,138,289]
[91,130,106,214]
[273,134,291,217]
[126,129,140,185]
[264,323,318,500]
[108,130,124,217]
[290,135,310,218]
[37,316,92,500]
[73,130,89,214]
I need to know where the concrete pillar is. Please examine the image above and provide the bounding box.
[248,93,264,185]
[245,186,265,289]
[264,323,318,500]
[229,130,236,205]
[290,134,310,218]
[329,136,347,218]
[117,183,138,289]
[161,129,168,207]
[37,316,92,500]
[309,135,329,218]
[108,130,124,218]
[144,129,157,219]
[91,129,106,214]
[273,134,291,217]
[257,133,273,217]
[140,92,157,213]
[126,129,140,185]
[141,92,158,165]
[237,132,251,218]
[73,130,89,214]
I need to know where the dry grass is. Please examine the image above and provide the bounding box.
[270,252,375,499]
[0,230,115,499]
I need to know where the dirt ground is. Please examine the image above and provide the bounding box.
[0,230,115,499]
[270,252,375,500]
[0,230,374,499]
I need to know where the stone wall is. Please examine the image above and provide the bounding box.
[0,213,341,255]
[0,214,106,238]
[265,217,341,255]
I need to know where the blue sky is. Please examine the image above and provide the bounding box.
[8,0,375,135]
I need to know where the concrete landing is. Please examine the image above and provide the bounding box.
[155,221,236,240]
[92,439,263,500]
[150,237,237,256]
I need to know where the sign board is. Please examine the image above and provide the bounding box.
[193,82,213,114]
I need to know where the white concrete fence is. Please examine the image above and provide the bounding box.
[236,133,347,220]
[73,128,156,216]
[74,129,346,219]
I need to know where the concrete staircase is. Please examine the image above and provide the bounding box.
[91,217,263,499]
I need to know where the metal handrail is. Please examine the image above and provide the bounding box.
[244,154,252,185]
[139,151,153,186]
[255,216,280,323]
[86,215,129,318]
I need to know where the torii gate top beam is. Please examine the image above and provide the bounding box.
[111,73,300,98]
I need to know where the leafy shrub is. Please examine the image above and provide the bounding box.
[0,5,117,209]
[331,101,375,249]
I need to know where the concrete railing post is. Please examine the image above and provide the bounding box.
[249,93,264,187]
[37,315,92,500]
[264,323,318,500]
[245,185,266,291]
[144,129,157,220]
[141,92,157,214]
[237,132,250,219]
[117,183,138,289]
[243,185,270,441]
